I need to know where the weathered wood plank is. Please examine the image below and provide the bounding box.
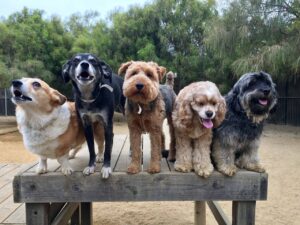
[207,201,231,225]
[232,201,256,225]
[13,171,268,202]
[25,203,50,225]
[194,201,206,225]
[51,203,79,225]
[49,203,65,223]
[70,205,80,225]
[113,135,131,172]
[0,195,21,223]
[3,203,25,224]
[0,183,13,203]
[81,202,93,225]
[0,164,19,177]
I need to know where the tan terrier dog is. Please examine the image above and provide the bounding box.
[118,61,175,174]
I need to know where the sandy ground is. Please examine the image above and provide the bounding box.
[0,123,299,225]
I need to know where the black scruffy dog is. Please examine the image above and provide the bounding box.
[212,71,277,176]
[62,53,125,178]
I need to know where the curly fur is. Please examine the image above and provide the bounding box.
[212,71,278,176]
[172,81,226,178]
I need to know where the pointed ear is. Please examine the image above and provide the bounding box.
[118,61,133,75]
[157,66,166,81]
[214,96,226,128]
[99,60,112,82]
[51,90,67,106]
[62,60,71,83]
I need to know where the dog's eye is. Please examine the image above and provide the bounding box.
[89,58,97,65]
[32,81,41,88]
[73,58,80,64]
[198,102,204,106]
[146,72,152,78]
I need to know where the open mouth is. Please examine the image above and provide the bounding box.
[77,71,94,81]
[13,89,32,102]
[200,118,213,129]
[258,98,268,106]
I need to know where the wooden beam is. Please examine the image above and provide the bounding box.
[13,171,268,202]
[49,203,66,223]
[194,201,206,225]
[71,205,80,225]
[25,203,50,225]
[207,201,230,225]
[232,201,256,225]
[51,202,79,225]
[81,202,93,225]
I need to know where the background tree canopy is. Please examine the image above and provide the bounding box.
[0,0,299,95]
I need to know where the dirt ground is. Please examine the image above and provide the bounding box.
[0,123,299,225]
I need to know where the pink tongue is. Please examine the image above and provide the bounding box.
[259,99,268,105]
[202,119,213,129]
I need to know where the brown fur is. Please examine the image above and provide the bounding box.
[119,61,173,174]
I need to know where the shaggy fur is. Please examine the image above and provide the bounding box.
[172,81,226,178]
[11,78,86,175]
[165,71,177,88]
[212,71,278,176]
[118,61,176,174]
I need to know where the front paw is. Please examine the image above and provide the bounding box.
[83,165,95,175]
[218,164,237,176]
[101,166,112,179]
[174,162,192,173]
[147,161,161,174]
[36,166,47,174]
[243,163,265,173]
[194,163,214,178]
[61,166,73,175]
[127,162,141,174]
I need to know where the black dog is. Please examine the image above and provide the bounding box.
[212,71,277,176]
[62,53,125,178]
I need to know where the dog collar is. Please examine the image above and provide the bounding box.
[80,84,113,103]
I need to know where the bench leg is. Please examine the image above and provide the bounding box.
[26,203,50,225]
[232,201,256,225]
[81,202,93,225]
[71,205,80,225]
[194,201,206,225]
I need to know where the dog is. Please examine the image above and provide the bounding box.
[62,53,125,178]
[118,61,176,174]
[165,71,177,88]
[212,71,278,176]
[10,78,86,175]
[172,81,226,177]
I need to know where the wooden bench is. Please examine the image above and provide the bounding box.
[13,134,268,225]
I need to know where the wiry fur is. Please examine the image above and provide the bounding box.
[118,61,176,174]
[165,71,177,88]
[172,81,226,178]
[11,78,85,175]
[212,71,278,176]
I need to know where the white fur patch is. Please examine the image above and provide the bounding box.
[101,166,112,179]
[83,165,96,175]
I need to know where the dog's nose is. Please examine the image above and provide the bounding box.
[136,83,144,90]
[80,62,89,70]
[206,111,213,118]
[262,88,270,95]
[12,80,23,88]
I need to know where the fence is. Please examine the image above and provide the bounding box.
[0,88,15,116]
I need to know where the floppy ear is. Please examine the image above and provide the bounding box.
[174,99,194,129]
[62,60,71,83]
[118,61,133,75]
[214,96,226,128]
[99,60,112,83]
[157,66,166,81]
[51,90,67,106]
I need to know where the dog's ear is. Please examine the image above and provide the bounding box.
[51,90,67,106]
[174,99,194,129]
[62,60,71,83]
[214,96,226,128]
[157,66,166,81]
[118,61,133,75]
[99,60,112,82]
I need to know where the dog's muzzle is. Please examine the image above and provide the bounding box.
[11,80,32,102]
[76,62,95,82]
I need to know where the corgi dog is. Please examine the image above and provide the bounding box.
[10,78,86,175]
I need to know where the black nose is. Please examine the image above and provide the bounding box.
[81,62,89,70]
[206,111,213,118]
[136,83,144,90]
[263,88,270,96]
[12,80,23,88]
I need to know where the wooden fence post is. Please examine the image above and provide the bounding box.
[194,201,206,225]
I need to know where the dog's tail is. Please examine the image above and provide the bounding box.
[165,71,177,89]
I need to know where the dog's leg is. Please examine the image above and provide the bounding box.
[58,154,73,175]
[36,156,47,174]
[101,122,113,179]
[148,131,162,173]
[82,117,96,175]
[94,123,105,163]
[193,137,214,178]
[167,116,176,162]
[127,128,142,174]
[235,140,265,173]
[212,140,237,176]
[69,145,81,159]
[174,135,193,172]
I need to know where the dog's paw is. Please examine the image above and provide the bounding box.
[127,162,141,174]
[36,166,47,174]
[244,163,266,173]
[101,166,112,179]
[61,166,73,176]
[218,164,237,176]
[147,161,161,174]
[194,163,214,178]
[83,165,95,176]
[174,162,192,173]
[96,154,104,163]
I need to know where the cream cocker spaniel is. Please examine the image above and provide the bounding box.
[172,81,226,177]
